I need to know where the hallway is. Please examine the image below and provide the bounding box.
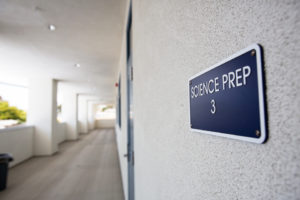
[0,129,124,200]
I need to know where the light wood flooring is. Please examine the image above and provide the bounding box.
[0,128,124,200]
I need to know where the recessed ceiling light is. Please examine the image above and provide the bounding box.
[74,63,80,68]
[48,24,56,31]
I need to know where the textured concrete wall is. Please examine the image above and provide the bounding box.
[132,0,300,199]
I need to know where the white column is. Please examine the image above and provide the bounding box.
[61,91,78,140]
[27,78,58,156]
[78,96,89,134]
[88,102,98,130]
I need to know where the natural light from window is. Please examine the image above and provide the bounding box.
[95,105,116,120]
[0,82,28,129]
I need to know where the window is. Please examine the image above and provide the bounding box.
[95,105,116,120]
[0,82,28,129]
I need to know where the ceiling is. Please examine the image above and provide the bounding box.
[0,0,128,101]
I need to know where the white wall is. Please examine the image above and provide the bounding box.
[118,34,129,200]
[78,95,89,134]
[59,83,79,140]
[95,119,115,128]
[115,4,130,197]
[87,102,97,130]
[0,126,34,167]
[56,122,66,144]
[78,95,101,134]
[27,78,58,155]
[115,1,300,200]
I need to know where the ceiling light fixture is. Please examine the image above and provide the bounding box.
[48,24,56,31]
[74,63,80,68]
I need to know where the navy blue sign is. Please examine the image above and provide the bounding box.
[189,44,267,143]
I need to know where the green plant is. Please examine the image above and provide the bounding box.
[57,104,62,114]
[0,101,26,122]
[102,105,114,112]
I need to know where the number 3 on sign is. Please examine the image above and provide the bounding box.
[211,99,216,114]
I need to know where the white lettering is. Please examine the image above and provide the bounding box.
[191,87,195,98]
[243,66,251,85]
[191,65,252,98]
[235,68,242,87]
[199,83,203,96]
[194,85,199,98]
[214,77,219,92]
[203,82,209,95]
[228,72,235,88]
[208,79,214,94]
[222,74,228,90]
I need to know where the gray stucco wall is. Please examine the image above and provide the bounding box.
[131,0,300,199]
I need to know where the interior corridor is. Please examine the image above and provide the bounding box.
[0,129,124,200]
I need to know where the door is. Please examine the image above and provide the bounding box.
[126,3,134,200]
[127,56,134,200]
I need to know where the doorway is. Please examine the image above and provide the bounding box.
[126,2,134,200]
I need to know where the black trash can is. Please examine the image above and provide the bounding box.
[0,154,13,191]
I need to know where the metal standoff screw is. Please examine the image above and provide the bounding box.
[251,50,256,56]
[255,130,260,137]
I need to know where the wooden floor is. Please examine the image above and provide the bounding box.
[0,129,124,200]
